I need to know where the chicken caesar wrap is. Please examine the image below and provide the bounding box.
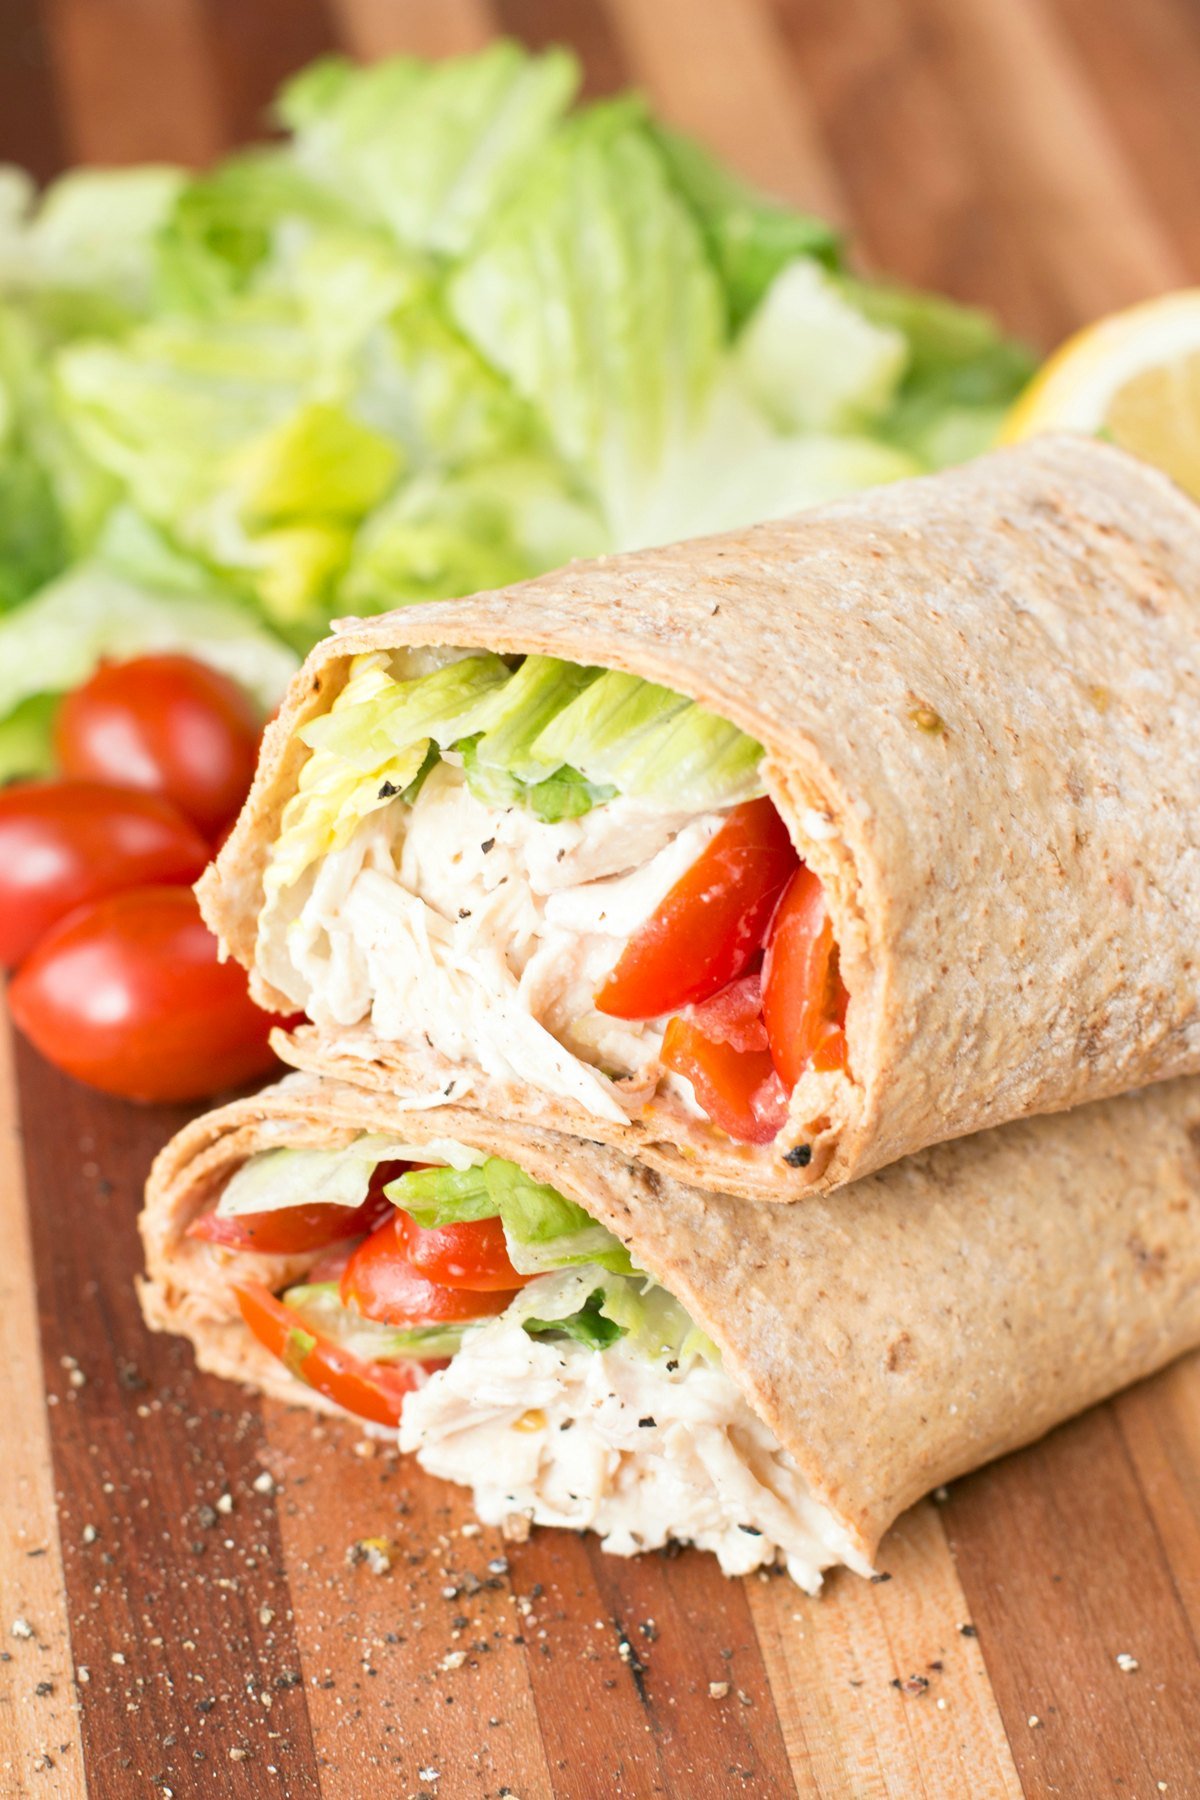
[141,1072,1200,1592]
[200,437,1200,1200]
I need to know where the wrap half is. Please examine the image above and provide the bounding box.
[200,435,1200,1199]
[140,1070,1200,1591]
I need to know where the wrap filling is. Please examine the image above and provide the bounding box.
[187,1131,868,1590]
[256,648,849,1147]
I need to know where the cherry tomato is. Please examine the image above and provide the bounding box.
[8,884,282,1103]
[341,1214,517,1328]
[393,1211,532,1292]
[0,781,209,970]
[662,1005,789,1145]
[187,1162,405,1256]
[55,654,262,839]
[596,798,798,1020]
[234,1282,426,1428]
[761,866,849,1089]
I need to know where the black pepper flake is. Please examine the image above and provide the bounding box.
[34,1681,53,1697]
[195,1698,216,1714]
[377,780,399,800]
[665,1359,679,1373]
[959,1623,978,1638]
[870,1571,892,1584]
[637,1417,656,1429]
[737,1524,762,1536]
[784,1144,812,1168]
[458,908,472,919]
[480,838,495,854]
[274,1669,302,1690]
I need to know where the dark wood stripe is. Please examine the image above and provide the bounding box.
[17,1044,326,1798]
[506,1529,799,1797]
[0,0,69,178]
[944,1401,1200,1799]
[200,0,341,149]
[42,0,225,167]
[492,0,628,98]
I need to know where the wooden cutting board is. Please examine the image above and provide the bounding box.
[4,3,1200,1795]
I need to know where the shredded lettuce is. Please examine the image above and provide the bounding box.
[386,1156,634,1276]
[281,1280,471,1362]
[506,1266,717,1367]
[215,1133,483,1220]
[267,646,765,890]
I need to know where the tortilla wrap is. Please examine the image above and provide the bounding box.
[139,1069,1200,1567]
[200,434,1200,1199]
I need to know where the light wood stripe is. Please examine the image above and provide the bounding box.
[331,0,494,60]
[606,0,844,218]
[916,0,1186,327]
[748,1502,1021,1798]
[42,0,225,166]
[0,1016,86,1800]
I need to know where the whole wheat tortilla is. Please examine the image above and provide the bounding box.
[200,435,1200,1199]
[139,1069,1200,1564]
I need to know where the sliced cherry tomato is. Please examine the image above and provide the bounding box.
[8,884,282,1103]
[393,1211,533,1292]
[234,1282,425,1428]
[596,797,798,1020]
[188,1162,405,1256]
[761,865,849,1088]
[662,1008,789,1145]
[0,780,210,970]
[55,654,262,839]
[341,1213,518,1327]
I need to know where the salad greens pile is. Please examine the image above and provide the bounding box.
[0,41,1035,781]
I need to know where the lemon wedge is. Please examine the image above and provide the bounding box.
[1001,290,1200,498]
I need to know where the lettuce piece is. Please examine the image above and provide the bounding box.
[449,102,725,542]
[0,692,58,782]
[459,736,614,824]
[279,43,579,257]
[232,400,402,526]
[339,456,605,615]
[532,667,764,812]
[0,163,184,310]
[506,1266,715,1367]
[735,259,909,434]
[215,1133,482,1220]
[838,277,1037,469]
[217,1133,408,1220]
[0,560,297,720]
[282,1281,471,1362]
[469,654,599,782]
[482,1158,634,1275]
[523,1287,623,1350]
[386,1156,634,1276]
[650,124,842,328]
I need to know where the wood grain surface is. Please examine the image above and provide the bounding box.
[3,2,1200,1795]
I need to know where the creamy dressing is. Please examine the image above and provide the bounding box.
[256,761,722,1125]
[400,1304,871,1592]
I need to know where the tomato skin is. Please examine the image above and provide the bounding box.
[8,885,282,1103]
[596,798,798,1020]
[761,866,849,1089]
[394,1211,533,1292]
[341,1214,517,1327]
[188,1169,400,1256]
[662,977,789,1145]
[55,654,262,839]
[0,781,210,971]
[234,1282,425,1428]
[662,1017,787,1144]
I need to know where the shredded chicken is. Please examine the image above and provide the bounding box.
[257,762,721,1124]
[400,1305,872,1592]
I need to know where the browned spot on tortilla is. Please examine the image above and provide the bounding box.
[1128,1234,1168,1283]
[885,1333,914,1373]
